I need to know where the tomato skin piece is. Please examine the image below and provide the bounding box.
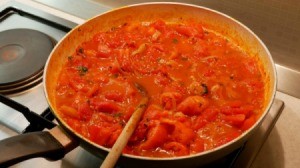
[163,142,189,156]
[90,99,120,113]
[175,25,197,37]
[214,130,241,147]
[116,49,132,72]
[151,43,164,51]
[171,122,196,145]
[93,32,105,43]
[88,125,111,146]
[89,122,122,147]
[226,100,243,108]
[139,123,168,150]
[97,44,111,58]
[177,96,208,116]
[104,91,124,102]
[106,128,122,147]
[221,105,254,117]
[223,114,246,126]
[86,84,99,98]
[78,102,93,121]
[65,119,84,136]
[109,60,121,74]
[123,105,135,122]
[160,119,195,145]
[129,121,149,143]
[190,137,205,154]
[195,24,205,38]
[96,112,116,123]
[160,92,182,110]
[241,116,256,131]
[60,105,80,119]
[202,108,219,121]
[244,60,260,75]
[193,108,219,130]
[203,69,215,77]
[151,19,167,32]
[210,84,227,101]
[68,77,85,91]
[142,105,164,120]
[193,116,208,130]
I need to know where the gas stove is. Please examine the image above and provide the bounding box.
[0,0,285,168]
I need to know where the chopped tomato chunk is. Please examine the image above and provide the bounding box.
[60,105,79,119]
[78,102,93,121]
[175,25,198,37]
[97,44,111,58]
[171,122,196,145]
[177,96,208,115]
[90,99,120,113]
[190,138,205,154]
[223,114,246,126]
[164,142,189,156]
[139,123,168,150]
[241,116,256,131]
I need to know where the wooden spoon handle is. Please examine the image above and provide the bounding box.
[100,97,148,168]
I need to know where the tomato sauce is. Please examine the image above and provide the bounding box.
[55,20,265,157]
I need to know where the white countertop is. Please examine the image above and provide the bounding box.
[251,91,300,168]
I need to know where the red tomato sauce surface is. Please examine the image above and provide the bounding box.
[55,20,265,157]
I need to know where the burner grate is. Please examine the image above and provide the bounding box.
[0,94,56,132]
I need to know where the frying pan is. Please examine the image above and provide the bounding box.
[0,3,277,168]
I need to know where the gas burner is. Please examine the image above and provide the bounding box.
[0,29,56,95]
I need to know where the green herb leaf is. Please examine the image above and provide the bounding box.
[113,113,123,118]
[78,47,84,54]
[78,66,88,76]
[201,83,208,95]
[112,73,119,78]
[173,38,178,44]
[181,57,188,61]
[68,55,73,61]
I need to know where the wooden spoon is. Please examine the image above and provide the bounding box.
[100,84,148,168]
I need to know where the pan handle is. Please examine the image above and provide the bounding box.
[0,126,78,167]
